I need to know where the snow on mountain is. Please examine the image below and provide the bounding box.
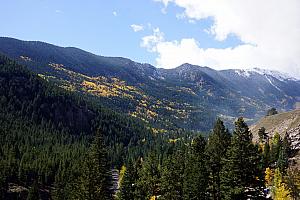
[233,67,298,82]
[251,67,298,81]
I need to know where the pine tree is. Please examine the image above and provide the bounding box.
[266,108,278,116]
[270,132,282,165]
[135,152,160,200]
[183,135,209,200]
[118,161,137,200]
[160,151,185,200]
[258,127,268,143]
[206,118,231,200]
[263,141,271,168]
[277,133,291,173]
[221,117,260,200]
[76,130,112,200]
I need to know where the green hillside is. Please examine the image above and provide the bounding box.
[0,55,186,199]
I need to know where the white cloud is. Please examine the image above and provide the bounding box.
[141,28,164,52]
[112,11,117,16]
[150,0,300,78]
[130,24,144,32]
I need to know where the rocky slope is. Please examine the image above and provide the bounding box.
[250,110,300,167]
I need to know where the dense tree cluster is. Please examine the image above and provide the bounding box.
[117,118,299,200]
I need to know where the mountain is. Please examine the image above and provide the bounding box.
[1,37,300,131]
[0,37,159,83]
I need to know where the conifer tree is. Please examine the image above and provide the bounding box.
[282,133,292,157]
[258,127,268,143]
[221,117,260,200]
[118,161,137,200]
[266,108,278,116]
[206,118,231,200]
[277,133,291,173]
[270,132,282,164]
[263,141,271,168]
[160,151,185,200]
[135,152,160,200]
[183,135,209,200]
[76,130,112,200]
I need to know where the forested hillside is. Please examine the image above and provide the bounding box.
[0,55,191,199]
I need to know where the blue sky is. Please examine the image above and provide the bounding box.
[1,0,300,77]
[1,0,241,66]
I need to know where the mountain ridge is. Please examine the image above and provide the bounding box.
[2,36,299,80]
[1,36,299,131]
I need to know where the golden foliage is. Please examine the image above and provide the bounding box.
[168,138,180,143]
[265,167,274,187]
[149,196,156,200]
[273,168,291,200]
[118,165,126,186]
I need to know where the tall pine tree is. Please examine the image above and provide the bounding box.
[160,150,185,200]
[183,135,209,200]
[118,161,137,200]
[221,117,260,199]
[277,133,291,173]
[135,152,160,200]
[206,118,231,200]
[76,130,112,200]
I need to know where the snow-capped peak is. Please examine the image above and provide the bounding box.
[251,68,297,81]
[234,68,298,81]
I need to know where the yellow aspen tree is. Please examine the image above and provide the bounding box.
[273,168,291,200]
[118,165,126,186]
[265,167,274,187]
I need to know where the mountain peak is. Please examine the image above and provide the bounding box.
[233,67,298,81]
[251,67,298,81]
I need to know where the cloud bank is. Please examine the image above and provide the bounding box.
[148,0,300,78]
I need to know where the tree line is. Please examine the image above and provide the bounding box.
[117,118,300,200]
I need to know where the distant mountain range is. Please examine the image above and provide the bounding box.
[1,37,299,131]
